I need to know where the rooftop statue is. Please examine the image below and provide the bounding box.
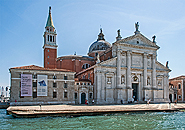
[166,61,169,68]
[135,22,139,31]
[96,53,100,64]
[152,35,156,43]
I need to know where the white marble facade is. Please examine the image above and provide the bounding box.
[93,32,170,104]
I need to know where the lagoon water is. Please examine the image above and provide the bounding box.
[1,109,185,129]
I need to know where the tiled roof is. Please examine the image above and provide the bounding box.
[169,75,185,80]
[10,65,74,72]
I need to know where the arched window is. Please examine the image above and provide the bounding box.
[82,63,91,69]
[50,36,52,42]
[178,84,181,89]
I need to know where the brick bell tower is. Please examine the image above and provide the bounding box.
[43,6,58,69]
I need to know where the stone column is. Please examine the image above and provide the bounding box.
[96,70,102,104]
[126,50,132,102]
[143,53,147,89]
[117,50,121,88]
[152,54,157,101]
[152,54,156,88]
[116,50,121,103]
[163,75,169,102]
[126,50,132,89]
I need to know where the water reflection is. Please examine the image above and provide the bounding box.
[1,109,185,129]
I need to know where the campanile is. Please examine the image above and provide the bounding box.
[43,6,58,69]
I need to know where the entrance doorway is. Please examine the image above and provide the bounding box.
[132,83,138,101]
[169,94,172,102]
[81,93,86,104]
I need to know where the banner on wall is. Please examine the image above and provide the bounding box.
[21,74,32,96]
[37,75,47,96]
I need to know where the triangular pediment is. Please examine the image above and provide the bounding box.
[117,33,160,49]
[156,61,171,72]
[99,57,117,67]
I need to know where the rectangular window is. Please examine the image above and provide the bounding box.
[74,93,77,99]
[33,82,37,87]
[64,76,68,80]
[33,75,37,79]
[53,76,57,79]
[53,92,57,98]
[64,92,67,98]
[20,81,21,87]
[53,82,57,88]
[89,93,93,99]
[64,83,67,88]
[33,92,37,98]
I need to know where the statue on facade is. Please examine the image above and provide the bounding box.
[152,35,156,43]
[96,53,100,63]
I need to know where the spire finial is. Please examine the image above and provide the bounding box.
[116,29,122,41]
[46,6,54,28]
[97,28,105,41]
[49,6,51,14]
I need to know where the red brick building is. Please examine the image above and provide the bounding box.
[43,7,112,84]
[169,75,185,102]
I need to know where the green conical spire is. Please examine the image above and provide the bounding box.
[46,6,54,28]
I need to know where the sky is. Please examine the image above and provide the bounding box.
[0,0,185,87]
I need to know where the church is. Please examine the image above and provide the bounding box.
[9,7,171,105]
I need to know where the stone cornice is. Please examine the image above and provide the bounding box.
[114,33,160,50]
[43,44,58,49]
[118,42,158,51]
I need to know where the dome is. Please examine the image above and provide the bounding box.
[88,28,111,54]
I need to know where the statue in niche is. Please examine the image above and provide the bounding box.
[121,59,125,65]
[121,75,125,84]
[158,80,162,86]
[107,77,112,84]
[147,77,150,85]
[133,76,138,81]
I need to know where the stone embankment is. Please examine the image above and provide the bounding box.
[7,103,185,118]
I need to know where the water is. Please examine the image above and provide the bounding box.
[1,109,185,129]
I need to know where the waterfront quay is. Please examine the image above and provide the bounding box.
[7,103,185,118]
